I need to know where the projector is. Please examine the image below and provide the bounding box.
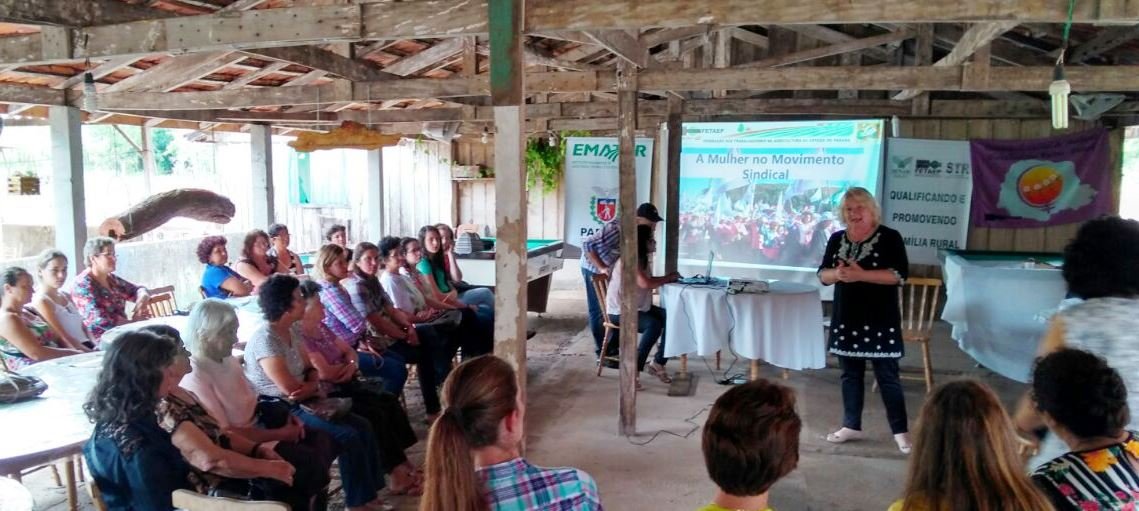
[727,279,770,295]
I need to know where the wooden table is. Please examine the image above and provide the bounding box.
[0,352,104,511]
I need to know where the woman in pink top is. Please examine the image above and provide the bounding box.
[177,299,335,510]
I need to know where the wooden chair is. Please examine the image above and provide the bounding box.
[898,277,942,394]
[171,489,289,511]
[88,478,109,511]
[590,274,621,376]
[145,285,178,318]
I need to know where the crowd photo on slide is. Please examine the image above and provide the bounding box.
[677,179,854,269]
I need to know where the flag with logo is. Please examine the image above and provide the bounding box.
[969,128,1111,228]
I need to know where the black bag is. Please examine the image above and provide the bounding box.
[254,396,292,429]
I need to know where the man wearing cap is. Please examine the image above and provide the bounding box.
[581,202,663,365]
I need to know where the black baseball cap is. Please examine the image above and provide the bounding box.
[637,203,664,223]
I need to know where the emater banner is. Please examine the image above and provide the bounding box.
[562,137,654,257]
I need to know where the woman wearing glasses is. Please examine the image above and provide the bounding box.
[71,237,151,344]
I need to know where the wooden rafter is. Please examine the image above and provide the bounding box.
[82,65,1139,111]
[526,0,1137,30]
[931,24,1052,66]
[100,51,244,93]
[584,30,649,68]
[0,0,175,28]
[736,30,911,68]
[382,39,465,76]
[244,46,397,82]
[220,61,289,89]
[894,21,1019,100]
[783,25,894,61]
[5,0,1133,67]
[56,56,139,89]
[1067,25,1139,63]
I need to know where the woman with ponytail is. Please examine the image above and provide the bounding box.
[420,356,602,511]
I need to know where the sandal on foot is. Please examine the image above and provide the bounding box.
[647,362,672,384]
[894,433,912,454]
[825,427,865,444]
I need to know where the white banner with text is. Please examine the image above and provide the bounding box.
[562,137,654,256]
[883,138,973,265]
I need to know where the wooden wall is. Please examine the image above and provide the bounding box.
[897,118,1121,255]
[276,140,454,251]
[453,140,564,239]
[381,140,455,238]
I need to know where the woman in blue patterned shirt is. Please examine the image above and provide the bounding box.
[420,355,602,511]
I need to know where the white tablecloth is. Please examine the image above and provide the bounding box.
[941,254,1066,382]
[660,281,826,370]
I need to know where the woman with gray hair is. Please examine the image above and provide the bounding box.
[179,298,336,511]
[817,187,911,453]
[70,237,151,343]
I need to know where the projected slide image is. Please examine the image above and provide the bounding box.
[678,178,848,269]
[679,120,884,274]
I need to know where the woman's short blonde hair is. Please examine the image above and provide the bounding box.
[311,243,347,282]
[185,298,239,361]
[839,187,881,227]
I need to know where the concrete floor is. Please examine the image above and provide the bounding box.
[20,266,1030,511]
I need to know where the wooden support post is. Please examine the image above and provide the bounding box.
[49,106,86,275]
[249,123,275,228]
[489,0,528,398]
[366,149,385,241]
[140,126,154,197]
[617,60,639,436]
[664,96,681,275]
[912,24,934,116]
[663,94,692,393]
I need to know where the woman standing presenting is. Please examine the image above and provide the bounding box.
[817,187,911,453]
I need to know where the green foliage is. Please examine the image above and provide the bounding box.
[82,125,142,176]
[150,129,178,175]
[524,130,590,193]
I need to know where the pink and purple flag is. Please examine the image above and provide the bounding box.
[969,128,1111,228]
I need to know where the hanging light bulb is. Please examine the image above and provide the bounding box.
[481,126,489,144]
[1049,63,1070,130]
[82,72,98,112]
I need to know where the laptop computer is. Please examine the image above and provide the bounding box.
[678,251,723,286]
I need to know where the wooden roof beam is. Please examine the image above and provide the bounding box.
[585,30,649,68]
[99,51,244,93]
[1067,25,1139,63]
[243,46,398,82]
[894,21,1019,100]
[782,25,893,61]
[8,0,1129,66]
[84,65,1139,111]
[736,30,911,68]
[382,39,465,76]
[0,0,176,28]
[0,3,487,66]
[931,24,1052,66]
[221,61,290,89]
[526,0,1139,30]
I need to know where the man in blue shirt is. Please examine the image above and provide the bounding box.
[580,202,663,365]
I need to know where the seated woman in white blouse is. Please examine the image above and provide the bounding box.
[29,249,94,351]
